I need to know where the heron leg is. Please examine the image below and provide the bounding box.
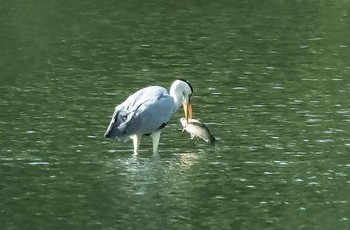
[150,130,161,154]
[131,134,142,155]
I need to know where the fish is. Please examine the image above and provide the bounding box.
[180,117,216,145]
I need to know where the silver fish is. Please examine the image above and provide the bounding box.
[180,118,216,145]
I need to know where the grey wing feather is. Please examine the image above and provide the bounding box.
[105,86,174,141]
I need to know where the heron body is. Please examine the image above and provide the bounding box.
[104,79,193,155]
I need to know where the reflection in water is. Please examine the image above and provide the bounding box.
[104,151,200,197]
[178,152,199,170]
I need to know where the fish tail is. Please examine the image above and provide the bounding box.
[209,135,216,146]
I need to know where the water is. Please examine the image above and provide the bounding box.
[1,0,350,229]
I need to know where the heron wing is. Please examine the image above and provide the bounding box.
[105,86,175,140]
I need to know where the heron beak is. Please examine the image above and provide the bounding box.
[183,100,192,122]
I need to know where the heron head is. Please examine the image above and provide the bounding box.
[170,79,193,121]
[178,79,193,121]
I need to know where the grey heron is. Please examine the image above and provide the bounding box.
[104,79,193,155]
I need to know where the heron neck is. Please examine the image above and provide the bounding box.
[169,87,182,112]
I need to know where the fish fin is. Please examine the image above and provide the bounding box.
[190,134,195,139]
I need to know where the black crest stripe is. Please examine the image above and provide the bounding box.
[177,78,193,94]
